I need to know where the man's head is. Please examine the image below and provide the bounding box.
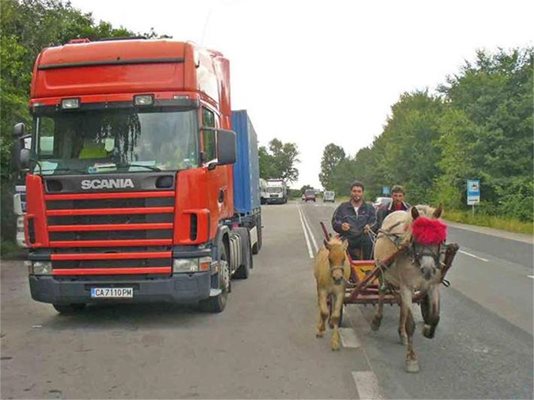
[391,185,405,205]
[350,181,365,203]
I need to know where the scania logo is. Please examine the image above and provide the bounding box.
[81,178,135,190]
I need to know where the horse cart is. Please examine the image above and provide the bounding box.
[319,221,459,325]
[316,207,459,371]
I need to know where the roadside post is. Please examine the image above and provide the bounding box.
[467,179,480,217]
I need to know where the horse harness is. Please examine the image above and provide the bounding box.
[377,223,448,276]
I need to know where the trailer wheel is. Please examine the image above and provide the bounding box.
[252,216,262,255]
[200,243,229,313]
[53,303,86,315]
[234,228,252,279]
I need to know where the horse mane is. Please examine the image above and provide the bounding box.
[380,204,445,245]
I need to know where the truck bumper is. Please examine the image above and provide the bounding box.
[29,272,212,305]
[266,198,285,204]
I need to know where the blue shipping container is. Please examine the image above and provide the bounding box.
[232,110,260,214]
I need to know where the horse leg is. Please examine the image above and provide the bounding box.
[422,285,440,339]
[371,287,384,331]
[400,288,419,373]
[330,290,344,351]
[398,292,408,346]
[316,290,329,338]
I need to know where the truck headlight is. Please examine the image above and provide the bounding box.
[32,261,52,275]
[173,257,212,273]
[173,259,199,273]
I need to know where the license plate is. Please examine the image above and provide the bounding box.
[90,287,133,298]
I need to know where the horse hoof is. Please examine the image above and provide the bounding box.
[399,335,408,346]
[316,332,324,338]
[331,345,340,351]
[422,324,435,339]
[405,360,420,373]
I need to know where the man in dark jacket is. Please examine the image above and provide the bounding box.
[331,181,376,260]
[376,185,410,230]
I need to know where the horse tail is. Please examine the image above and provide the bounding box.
[421,285,440,339]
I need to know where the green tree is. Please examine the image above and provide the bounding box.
[258,138,300,182]
[0,0,163,244]
[319,143,345,190]
[437,48,533,218]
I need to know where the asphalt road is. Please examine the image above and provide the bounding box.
[1,201,532,399]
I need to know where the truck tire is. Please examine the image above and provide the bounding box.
[53,303,86,315]
[252,216,262,255]
[234,227,252,279]
[200,242,229,313]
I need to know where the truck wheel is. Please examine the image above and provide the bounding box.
[53,303,86,315]
[234,228,252,279]
[252,216,262,254]
[200,243,229,313]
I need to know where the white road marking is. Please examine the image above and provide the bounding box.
[299,205,319,253]
[339,328,361,348]
[297,205,314,258]
[459,250,489,262]
[352,371,383,400]
[527,275,534,279]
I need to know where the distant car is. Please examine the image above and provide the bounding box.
[323,191,335,202]
[373,197,392,210]
[304,189,316,202]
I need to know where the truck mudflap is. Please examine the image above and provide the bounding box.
[29,272,212,305]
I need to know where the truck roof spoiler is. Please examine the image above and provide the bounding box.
[67,36,148,45]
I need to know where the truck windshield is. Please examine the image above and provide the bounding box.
[33,108,198,175]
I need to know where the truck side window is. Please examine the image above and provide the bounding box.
[202,108,216,162]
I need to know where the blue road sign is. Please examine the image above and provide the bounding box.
[467,179,480,205]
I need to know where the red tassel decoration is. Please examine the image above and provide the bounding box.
[411,217,447,245]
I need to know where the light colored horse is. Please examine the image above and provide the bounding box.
[372,205,446,372]
[314,237,351,350]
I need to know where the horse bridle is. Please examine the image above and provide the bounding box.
[409,241,447,269]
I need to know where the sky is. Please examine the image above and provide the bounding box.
[68,0,533,189]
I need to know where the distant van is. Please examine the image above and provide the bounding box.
[323,191,335,202]
[304,189,316,202]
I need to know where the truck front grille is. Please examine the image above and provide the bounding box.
[45,191,175,276]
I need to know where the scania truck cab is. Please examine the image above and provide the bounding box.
[15,39,261,314]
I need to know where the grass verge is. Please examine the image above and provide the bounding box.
[0,240,26,260]
[442,209,532,235]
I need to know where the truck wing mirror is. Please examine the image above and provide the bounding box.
[216,129,236,165]
[13,122,25,137]
[19,148,31,170]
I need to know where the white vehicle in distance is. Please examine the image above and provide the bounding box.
[323,191,335,203]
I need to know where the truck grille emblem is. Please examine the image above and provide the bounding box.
[81,178,135,190]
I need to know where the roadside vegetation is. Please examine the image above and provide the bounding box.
[0,0,162,256]
[318,48,533,234]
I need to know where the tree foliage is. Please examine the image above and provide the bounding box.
[0,0,163,242]
[322,48,533,221]
[319,143,345,190]
[258,138,300,182]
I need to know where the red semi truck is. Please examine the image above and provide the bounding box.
[14,38,262,313]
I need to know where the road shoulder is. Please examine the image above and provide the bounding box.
[444,220,532,244]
